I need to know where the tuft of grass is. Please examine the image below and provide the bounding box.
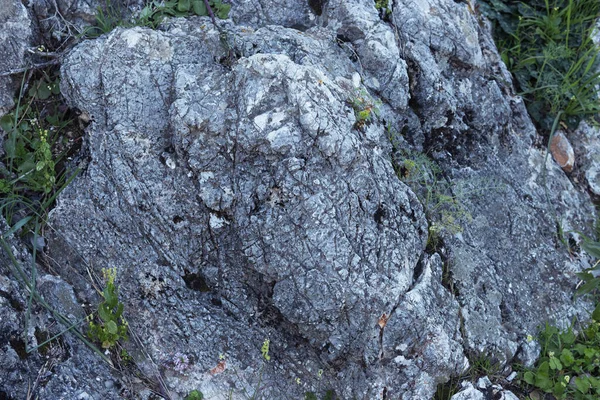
[388,144,472,249]
[479,0,600,132]
[434,353,502,400]
[84,0,232,38]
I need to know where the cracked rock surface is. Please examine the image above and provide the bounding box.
[0,0,597,398]
[0,0,33,115]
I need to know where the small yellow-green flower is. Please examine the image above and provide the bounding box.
[261,339,271,361]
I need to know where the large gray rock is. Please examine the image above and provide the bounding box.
[384,0,595,365]
[0,0,596,399]
[50,19,467,398]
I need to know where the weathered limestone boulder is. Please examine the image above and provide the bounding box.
[49,19,467,398]
[0,0,597,398]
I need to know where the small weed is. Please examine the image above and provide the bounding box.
[84,0,231,38]
[574,233,600,299]
[0,71,74,202]
[0,68,82,235]
[374,0,392,17]
[184,390,204,400]
[390,147,472,247]
[479,0,600,132]
[434,353,501,400]
[87,268,129,349]
[349,88,381,130]
[519,320,600,399]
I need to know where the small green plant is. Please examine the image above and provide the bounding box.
[304,390,336,400]
[479,0,600,132]
[0,69,80,228]
[434,353,501,400]
[520,319,600,399]
[1,75,63,195]
[184,390,204,400]
[374,0,392,17]
[87,268,129,349]
[349,88,381,130]
[390,147,472,249]
[85,0,231,38]
[574,232,600,299]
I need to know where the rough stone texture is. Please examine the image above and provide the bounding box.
[450,379,520,400]
[0,0,33,115]
[450,383,485,400]
[49,20,468,398]
[571,121,600,196]
[386,0,595,366]
[229,0,319,30]
[0,220,118,400]
[0,0,597,398]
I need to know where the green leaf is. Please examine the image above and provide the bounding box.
[549,356,562,370]
[191,0,207,15]
[103,284,118,308]
[576,277,600,297]
[584,347,595,359]
[560,349,575,366]
[115,302,124,320]
[524,371,536,385]
[561,329,576,345]
[536,373,553,392]
[0,114,13,132]
[1,216,32,239]
[184,390,204,400]
[214,3,231,19]
[576,376,591,393]
[593,302,600,322]
[552,381,566,398]
[106,320,118,334]
[582,238,600,259]
[36,84,51,100]
[177,0,190,12]
[323,390,336,400]
[98,305,111,322]
[50,80,61,95]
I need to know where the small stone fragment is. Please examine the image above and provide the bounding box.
[506,371,517,382]
[476,376,492,389]
[550,130,575,172]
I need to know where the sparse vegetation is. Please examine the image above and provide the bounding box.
[349,88,381,130]
[0,69,80,227]
[518,321,600,399]
[185,389,204,400]
[85,0,232,38]
[479,0,600,132]
[389,146,472,251]
[87,268,129,349]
